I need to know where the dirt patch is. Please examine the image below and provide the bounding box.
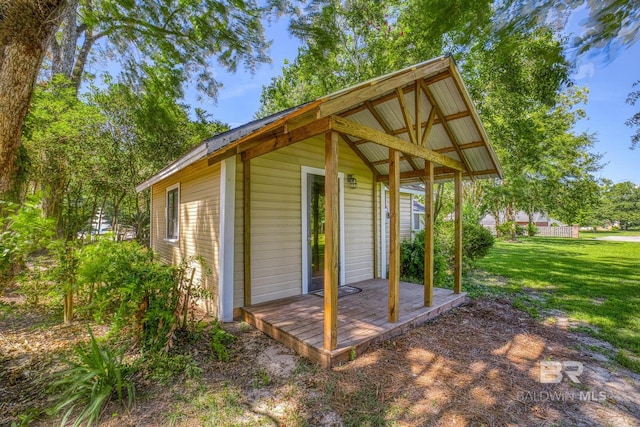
[1,291,639,426]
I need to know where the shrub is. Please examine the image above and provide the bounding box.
[76,240,211,352]
[496,221,525,239]
[52,329,134,427]
[400,221,495,283]
[0,196,55,291]
[399,228,448,286]
[462,222,495,263]
[526,222,538,237]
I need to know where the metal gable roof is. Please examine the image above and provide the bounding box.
[137,56,502,192]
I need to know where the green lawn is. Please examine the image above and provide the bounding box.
[475,237,640,371]
[579,229,640,239]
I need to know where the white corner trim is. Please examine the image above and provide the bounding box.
[219,156,236,322]
[301,166,345,294]
[380,185,387,279]
[149,186,153,248]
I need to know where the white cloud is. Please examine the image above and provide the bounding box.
[573,62,595,81]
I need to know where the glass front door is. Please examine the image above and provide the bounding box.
[308,174,325,292]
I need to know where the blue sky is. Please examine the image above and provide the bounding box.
[187,17,640,184]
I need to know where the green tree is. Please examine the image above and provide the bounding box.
[604,181,640,229]
[23,75,105,237]
[259,2,602,226]
[626,80,640,149]
[0,0,67,196]
[1,0,285,197]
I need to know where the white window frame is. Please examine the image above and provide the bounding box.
[165,183,180,243]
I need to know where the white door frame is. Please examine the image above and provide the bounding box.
[301,166,346,294]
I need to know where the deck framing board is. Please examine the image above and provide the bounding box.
[241,279,467,367]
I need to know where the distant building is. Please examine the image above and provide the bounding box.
[479,211,565,227]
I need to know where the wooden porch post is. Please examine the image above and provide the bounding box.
[424,163,434,306]
[388,148,400,322]
[243,159,251,306]
[324,131,339,350]
[454,170,462,294]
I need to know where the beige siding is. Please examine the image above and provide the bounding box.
[151,158,221,316]
[248,135,375,305]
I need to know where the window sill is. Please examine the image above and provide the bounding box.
[164,238,179,246]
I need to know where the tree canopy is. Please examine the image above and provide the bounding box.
[258,0,603,225]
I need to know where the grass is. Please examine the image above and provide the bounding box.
[476,237,640,372]
[579,228,640,239]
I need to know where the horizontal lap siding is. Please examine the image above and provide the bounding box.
[151,158,220,316]
[249,135,374,305]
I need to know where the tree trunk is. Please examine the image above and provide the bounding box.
[51,0,78,77]
[0,0,67,195]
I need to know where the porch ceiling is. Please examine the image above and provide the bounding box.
[137,55,502,192]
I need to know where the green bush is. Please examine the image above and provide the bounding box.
[76,240,211,352]
[399,228,448,286]
[0,196,55,290]
[52,329,134,427]
[526,222,538,237]
[462,223,495,263]
[496,221,525,239]
[400,221,495,284]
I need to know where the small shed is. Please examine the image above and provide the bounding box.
[137,55,502,366]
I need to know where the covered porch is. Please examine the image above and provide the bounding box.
[241,279,467,367]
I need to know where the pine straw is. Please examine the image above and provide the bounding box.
[2,288,639,426]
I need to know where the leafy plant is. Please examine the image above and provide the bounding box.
[76,240,211,352]
[209,320,237,362]
[526,222,538,237]
[399,228,448,286]
[52,329,134,427]
[0,195,55,292]
[462,223,495,264]
[496,221,526,239]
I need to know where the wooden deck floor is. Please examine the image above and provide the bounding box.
[241,279,467,367]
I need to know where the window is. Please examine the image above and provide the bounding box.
[166,184,180,240]
[413,211,424,231]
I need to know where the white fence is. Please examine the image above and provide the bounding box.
[536,226,578,238]
[483,224,579,238]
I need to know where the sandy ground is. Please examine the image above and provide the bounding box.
[1,291,639,426]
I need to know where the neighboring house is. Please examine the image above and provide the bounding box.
[379,186,426,278]
[136,56,502,357]
[480,211,566,227]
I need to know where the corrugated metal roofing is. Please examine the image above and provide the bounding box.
[138,56,502,192]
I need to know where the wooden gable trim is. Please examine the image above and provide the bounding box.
[241,116,332,161]
[447,62,503,179]
[319,57,449,118]
[419,79,471,176]
[330,116,464,171]
[338,133,379,178]
[396,87,418,146]
[363,100,422,176]
[376,168,498,183]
